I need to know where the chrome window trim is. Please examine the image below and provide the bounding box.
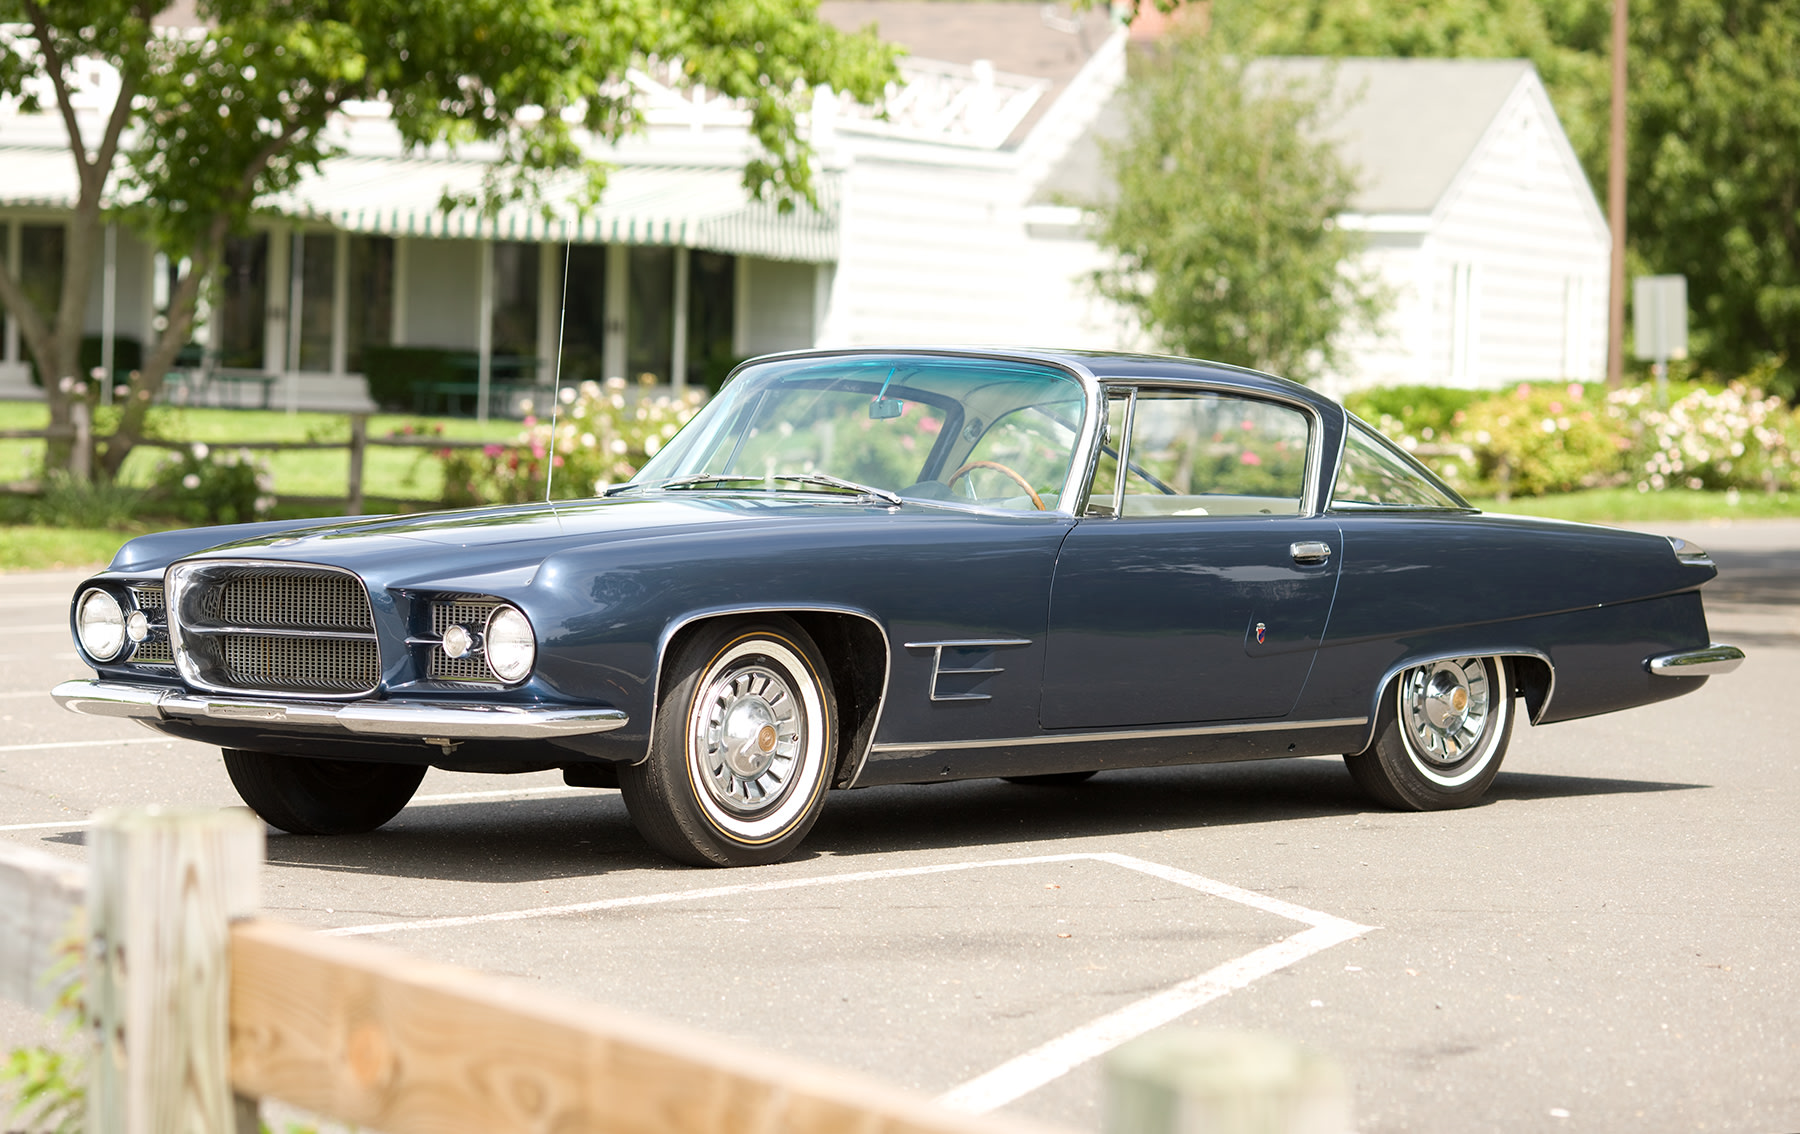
[164,558,380,701]
[869,714,1370,753]
[647,604,894,789]
[1327,412,1474,513]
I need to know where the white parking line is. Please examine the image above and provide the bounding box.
[0,736,179,754]
[321,851,1375,1110]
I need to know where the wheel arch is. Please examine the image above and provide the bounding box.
[652,605,891,789]
[1355,647,1555,752]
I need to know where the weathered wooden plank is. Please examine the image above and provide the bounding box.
[0,840,85,1014]
[88,807,264,1134]
[230,919,1070,1134]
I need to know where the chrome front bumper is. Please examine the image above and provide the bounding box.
[1647,643,1746,678]
[52,680,628,740]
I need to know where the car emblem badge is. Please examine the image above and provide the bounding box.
[1255,622,1266,645]
[757,725,777,753]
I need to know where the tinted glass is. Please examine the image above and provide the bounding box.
[1331,420,1466,510]
[635,355,1088,510]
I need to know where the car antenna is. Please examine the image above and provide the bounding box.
[544,236,572,504]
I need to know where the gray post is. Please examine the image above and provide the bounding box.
[87,807,264,1134]
[1104,1030,1352,1134]
[347,413,367,516]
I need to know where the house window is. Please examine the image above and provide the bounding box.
[295,233,336,372]
[557,245,610,385]
[627,245,673,383]
[345,236,393,374]
[686,251,736,390]
[215,234,268,371]
[490,242,540,362]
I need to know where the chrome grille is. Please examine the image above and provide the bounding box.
[430,597,498,682]
[127,586,174,667]
[222,634,381,693]
[167,562,381,697]
[207,571,371,631]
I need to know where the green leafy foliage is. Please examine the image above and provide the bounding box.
[1210,0,1800,400]
[149,443,275,524]
[1341,385,1485,446]
[1441,381,1627,497]
[1090,34,1387,383]
[27,471,146,528]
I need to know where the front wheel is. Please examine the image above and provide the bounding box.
[620,618,837,867]
[222,749,426,835]
[1344,656,1513,811]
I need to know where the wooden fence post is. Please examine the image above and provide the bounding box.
[1103,1031,1352,1134]
[347,413,368,516]
[87,807,264,1134]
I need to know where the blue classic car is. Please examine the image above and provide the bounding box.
[55,349,1744,865]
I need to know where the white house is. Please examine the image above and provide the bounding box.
[1030,55,1614,394]
[0,8,1607,413]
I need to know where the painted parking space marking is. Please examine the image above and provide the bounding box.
[0,736,179,755]
[322,851,1374,1110]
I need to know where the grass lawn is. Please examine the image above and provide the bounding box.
[1469,487,1800,525]
[0,401,521,501]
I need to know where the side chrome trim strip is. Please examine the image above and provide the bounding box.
[868,714,1369,754]
[51,680,628,740]
[1648,643,1744,677]
[903,638,1032,704]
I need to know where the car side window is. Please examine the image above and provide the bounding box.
[1331,420,1467,510]
[1110,390,1311,518]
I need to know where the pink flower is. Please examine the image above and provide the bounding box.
[1239,451,1263,466]
[483,445,503,458]
[1241,420,1255,431]
[920,416,942,434]
[1548,401,1564,414]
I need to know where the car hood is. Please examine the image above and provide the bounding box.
[107,493,919,587]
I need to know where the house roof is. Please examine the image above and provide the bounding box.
[1034,55,1537,215]
[819,1,1118,147]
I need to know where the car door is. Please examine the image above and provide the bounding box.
[1041,386,1341,729]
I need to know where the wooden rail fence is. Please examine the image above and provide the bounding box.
[0,416,505,513]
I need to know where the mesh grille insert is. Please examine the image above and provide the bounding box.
[430,598,498,682]
[127,585,174,667]
[222,634,381,693]
[207,572,371,631]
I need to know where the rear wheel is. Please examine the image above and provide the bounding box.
[222,749,426,835]
[1345,656,1513,811]
[620,618,836,867]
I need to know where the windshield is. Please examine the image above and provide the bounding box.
[630,355,1090,511]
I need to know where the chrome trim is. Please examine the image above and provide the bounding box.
[1112,388,1136,517]
[903,638,1033,703]
[51,679,628,739]
[164,559,379,700]
[1666,537,1714,566]
[1356,648,1557,751]
[868,714,1369,753]
[1648,643,1744,677]
[648,605,893,788]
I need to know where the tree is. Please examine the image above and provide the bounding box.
[1211,0,1800,399]
[1091,33,1385,383]
[0,0,896,481]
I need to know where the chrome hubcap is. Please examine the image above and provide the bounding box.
[1401,659,1491,766]
[695,664,803,814]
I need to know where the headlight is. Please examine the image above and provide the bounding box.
[76,588,127,661]
[484,605,535,683]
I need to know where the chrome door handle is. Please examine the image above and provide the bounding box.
[1290,540,1332,565]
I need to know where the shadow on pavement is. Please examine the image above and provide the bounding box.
[1708,548,1800,607]
[218,757,1705,885]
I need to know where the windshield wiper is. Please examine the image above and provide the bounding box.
[605,473,902,506]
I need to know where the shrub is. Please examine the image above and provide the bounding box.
[435,378,706,506]
[1437,383,1629,498]
[1341,384,1483,446]
[1609,378,1796,493]
[27,472,145,528]
[149,443,275,525]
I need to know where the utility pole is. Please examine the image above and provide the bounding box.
[1606,0,1628,388]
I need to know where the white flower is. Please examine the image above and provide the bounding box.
[644,436,661,457]
[609,438,627,455]
[191,443,209,460]
[182,473,201,489]
[559,386,577,405]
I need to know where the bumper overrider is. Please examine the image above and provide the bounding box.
[1646,643,1746,677]
[52,680,628,740]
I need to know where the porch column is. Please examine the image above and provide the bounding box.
[603,244,627,381]
[390,237,409,346]
[476,238,494,424]
[99,222,117,404]
[264,230,289,377]
[330,230,349,377]
[4,220,19,363]
[536,241,561,390]
[284,229,304,412]
[671,246,690,393]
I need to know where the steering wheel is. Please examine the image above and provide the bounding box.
[947,460,1046,510]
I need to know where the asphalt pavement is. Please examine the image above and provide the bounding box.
[2,518,1795,1132]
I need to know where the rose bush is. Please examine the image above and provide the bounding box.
[438,378,707,506]
[1608,378,1796,493]
[149,443,275,524]
[1434,382,1628,498]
